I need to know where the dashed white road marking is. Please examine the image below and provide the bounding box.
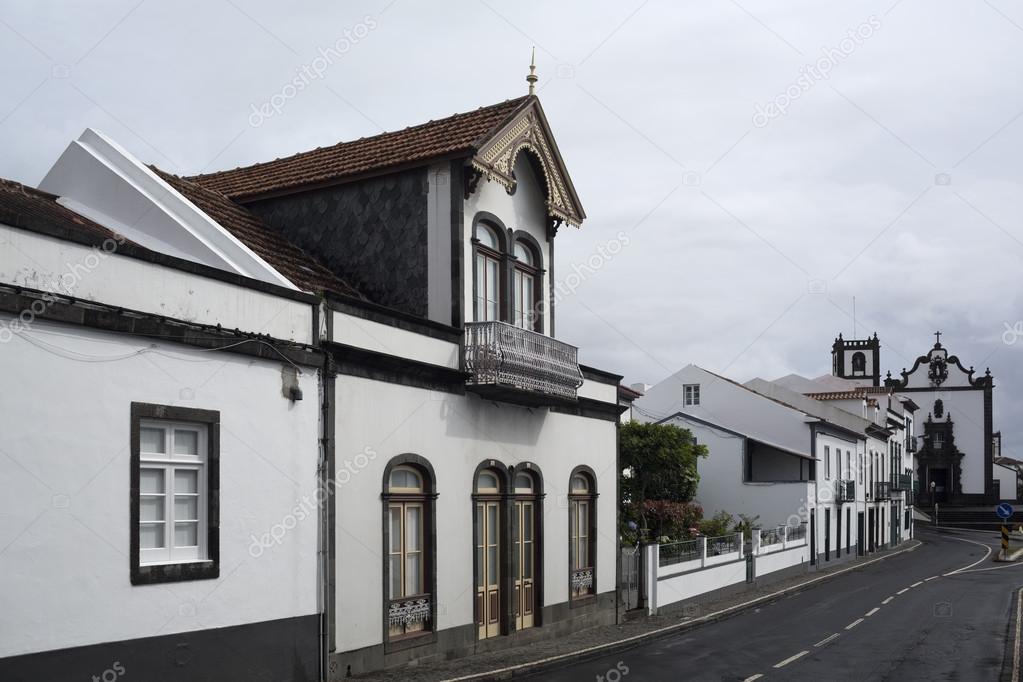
[845,618,864,630]
[814,633,840,647]
[882,596,894,604]
[897,588,910,595]
[911,581,923,587]
[865,607,880,617]
[925,575,940,581]
[742,675,763,682]
[773,651,809,668]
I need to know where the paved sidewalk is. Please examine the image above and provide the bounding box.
[351,539,922,681]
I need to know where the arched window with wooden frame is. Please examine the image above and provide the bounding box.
[381,455,437,648]
[473,461,509,640]
[512,234,544,332]
[474,221,505,322]
[568,467,597,602]
[511,463,543,630]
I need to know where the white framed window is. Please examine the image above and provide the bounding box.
[475,223,502,322]
[683,384,700,406]
[138,420,208,565]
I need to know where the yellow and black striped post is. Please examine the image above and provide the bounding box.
[1002,525,1010,555]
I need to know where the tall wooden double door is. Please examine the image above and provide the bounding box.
[476,498,537,639]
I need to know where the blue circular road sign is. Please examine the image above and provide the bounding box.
[997,502,1014,520]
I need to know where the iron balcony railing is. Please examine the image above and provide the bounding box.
[464,321,583,402]
[894,474,913,491]
[835,479,855,503]
[874,481,892,500]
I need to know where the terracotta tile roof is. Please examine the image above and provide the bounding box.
[805,387,894,400]
[0,178,131,244]
[153,169,364,299]
[187,96,533,199]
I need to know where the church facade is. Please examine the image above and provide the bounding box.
[883,334,995,505]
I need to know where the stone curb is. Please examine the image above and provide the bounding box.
[441,539,923,681]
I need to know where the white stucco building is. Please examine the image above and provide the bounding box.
[0,92,623,681]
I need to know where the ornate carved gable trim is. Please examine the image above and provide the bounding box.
[469,99,586,228]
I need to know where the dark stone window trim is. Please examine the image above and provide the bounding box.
[130,402,220,586]
[567,465,599,608]
[380,454,438,653]
[471,213,510,323]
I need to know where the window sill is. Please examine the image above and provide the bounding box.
[131,559,218,585]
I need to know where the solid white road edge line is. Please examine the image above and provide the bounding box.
[439,540,923,682]
[1013,588,1022,682]
[941,534,994,575]
[773,651,809,668]
[845,618,863,630]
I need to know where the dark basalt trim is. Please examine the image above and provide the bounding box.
[129,402,220,586]
[551,397,627,422]
[327,341,468,394]
[0,218,320,303]
[580,364,624,386]
[0,285,323,368]
[326,295,463,343]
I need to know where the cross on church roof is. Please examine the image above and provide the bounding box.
[934,330,942,345]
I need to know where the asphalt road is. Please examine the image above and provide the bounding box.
[533,527,1023,681]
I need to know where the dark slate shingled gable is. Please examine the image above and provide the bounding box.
[152,169,365,299]
[186,95,532,199]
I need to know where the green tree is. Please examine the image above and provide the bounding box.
[620,420,708,539]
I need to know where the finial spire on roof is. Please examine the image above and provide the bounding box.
[526,46,538,95]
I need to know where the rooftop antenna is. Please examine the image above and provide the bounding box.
[526,47,538,95]
[852,296,857,338]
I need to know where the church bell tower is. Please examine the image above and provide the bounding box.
[831,332,882,387]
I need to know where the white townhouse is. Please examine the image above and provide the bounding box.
[634,364,916,570]
[0,160,330,680]
[0,90,624,680]
[745,379,914,559]
[633,365,819,535]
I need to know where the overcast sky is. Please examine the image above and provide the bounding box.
[2,0,1021,453]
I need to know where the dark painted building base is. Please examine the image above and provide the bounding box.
[330,591,616,679]
[0,614,318,682]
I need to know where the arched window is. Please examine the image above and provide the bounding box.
[474,465,506,639]
[512,240,541,331]
[851,352,866,375]
[568,468,597,601]
[475,223,503,322]
[382,457,435,643]
[511,465,542,630]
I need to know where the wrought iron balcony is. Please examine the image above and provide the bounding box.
[893,474,913,491]
[835,479,855,503]
[874,481,892,500]
[464,321,583,406]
